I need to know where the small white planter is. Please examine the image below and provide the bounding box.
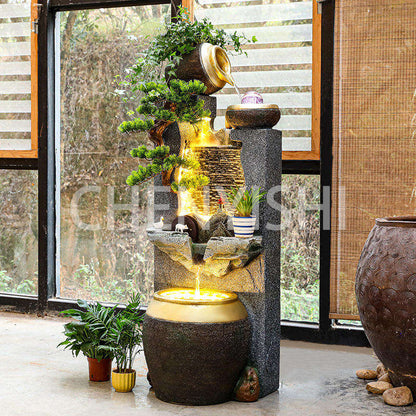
[232,215,256,238]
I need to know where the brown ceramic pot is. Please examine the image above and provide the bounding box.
[143,288,251,405]
[87,357,112,382]
[167,43,233,95]
[355,216,416,394]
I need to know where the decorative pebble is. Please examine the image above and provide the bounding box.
[376,363,387,378]
[378,373,391,383]
[366,381,393,394]
[383,386,413,406]
[356,369,378,380]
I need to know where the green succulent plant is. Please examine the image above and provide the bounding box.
[227,187,266,217]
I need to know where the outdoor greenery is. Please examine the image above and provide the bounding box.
[281,175,320,322]
[227,187,266,217]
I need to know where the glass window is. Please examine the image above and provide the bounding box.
[0,170,38,295]
[57,5,170,304]
[281,174,319,322]
[195,0,313,152]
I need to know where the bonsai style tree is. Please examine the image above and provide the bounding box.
[117,8,255,191]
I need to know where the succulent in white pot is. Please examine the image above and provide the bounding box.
[227,187,266,238]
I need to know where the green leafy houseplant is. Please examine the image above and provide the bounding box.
[100,294,144,392]
[58,299,118,381]
[58,299,117,360]
[102,294,143,374]
[124,7,256,86]
[227,187,266,217]
[227,188,266,238]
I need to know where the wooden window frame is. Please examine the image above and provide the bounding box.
[0,0,38,158]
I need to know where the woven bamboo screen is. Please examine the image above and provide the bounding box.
[330,0,416,319]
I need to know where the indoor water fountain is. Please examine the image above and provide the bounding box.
[143,43,282,405]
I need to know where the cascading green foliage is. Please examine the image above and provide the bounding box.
[58,299,118,361]
[126,144,208,191]
[118,79,210,134]
[227,187,266,217]
[124,7,256,86]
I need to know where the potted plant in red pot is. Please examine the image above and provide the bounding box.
[58,299,117,382]
[227,187,266,238]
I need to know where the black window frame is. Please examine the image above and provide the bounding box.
[0,0,369,347]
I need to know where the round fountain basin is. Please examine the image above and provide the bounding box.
[143,288,251,405]
[225,104,281,129]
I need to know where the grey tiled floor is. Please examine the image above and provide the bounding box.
[0,312,413,416]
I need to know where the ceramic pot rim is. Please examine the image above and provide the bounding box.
[376,216,416,227]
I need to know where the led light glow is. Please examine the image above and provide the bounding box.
[154,287,237,305]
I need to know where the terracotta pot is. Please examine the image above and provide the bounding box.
[143,288,251,405]
[167,43,233,95]
[111,369,136,393]
[87,357,112,382]
[355,216,416,394]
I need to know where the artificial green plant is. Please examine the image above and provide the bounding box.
[227,187,266,217]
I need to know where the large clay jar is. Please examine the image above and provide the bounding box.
[168,43,233,95]
[143,288,251,405]
[355,216,416,394]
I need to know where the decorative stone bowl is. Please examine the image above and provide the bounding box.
[355,216,416,394]
[225,104,281,129]
[143,288,251,405]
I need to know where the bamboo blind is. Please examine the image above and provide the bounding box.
[330,0,416,320]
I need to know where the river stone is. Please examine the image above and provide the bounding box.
[366,381,393,394]
[356,369,377,379]
[383,386,413,406]
[379,373,391,383]
[199,211,233,243]
[377,363,387,378]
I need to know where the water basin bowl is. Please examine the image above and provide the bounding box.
[143,288,251,405]
[225,104,281,129]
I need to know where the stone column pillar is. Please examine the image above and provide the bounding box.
[230,128,282,397]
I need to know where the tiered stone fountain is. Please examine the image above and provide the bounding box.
[143,43,282,405]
